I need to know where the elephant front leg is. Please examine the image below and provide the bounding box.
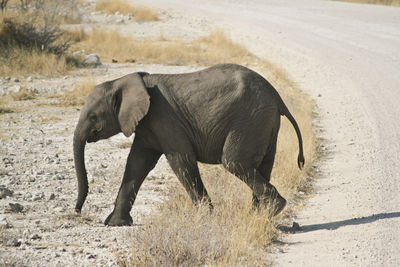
[166,152,212,208]
[105,142,161,226]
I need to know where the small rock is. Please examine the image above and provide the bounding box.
[23,192,32,200]
[31,234,42,240]
[23,229,31,238]
[0,217,11,229]
[0,186,13,199]
[49,193,56,200]
[101,163,108,168]
[27,76,33,82]
[7,238,21,247]
[54,206,65,213]
[8,202,24,213]
[13,78,20,82]
[83,54,102,67]
[33,192,44,201]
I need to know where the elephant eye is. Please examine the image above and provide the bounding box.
[89,113,97,122]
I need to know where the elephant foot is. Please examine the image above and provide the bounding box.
[270,195,286,216]
[255,194,286,216]
[104,212,133,226]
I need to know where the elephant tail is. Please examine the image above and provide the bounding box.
[279,102,305,170]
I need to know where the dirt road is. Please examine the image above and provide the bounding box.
[142,0,400,265]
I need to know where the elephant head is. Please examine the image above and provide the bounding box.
[73,72,150,213]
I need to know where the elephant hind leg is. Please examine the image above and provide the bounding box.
[166,152,212,208]
[253,130,279,207]
[221,126,285,215]
[222,160,286,216]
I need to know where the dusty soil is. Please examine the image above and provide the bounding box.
[2,0,400,266]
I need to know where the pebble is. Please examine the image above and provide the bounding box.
[8,202,24,213]
[49,193,56,200]
[31,234,42,240]
[33,192,45,201]
[0,217,11,229]
[7,238,21,247]
[13,78,20,82]
[0,186,14,199]
[27,76,33,82]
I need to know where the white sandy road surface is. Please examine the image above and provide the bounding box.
[141,0,400,266]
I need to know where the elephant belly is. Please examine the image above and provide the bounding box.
[193,135,225,164]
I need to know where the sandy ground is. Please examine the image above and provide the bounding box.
[1,0,400,266]
[141,0,400,266]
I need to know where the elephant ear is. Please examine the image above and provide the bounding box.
[113,73,150,137]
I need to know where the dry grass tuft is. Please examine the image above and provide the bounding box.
[0,47,76,76]
[120,171,277,266]
[11,86,37,101]
[96,0,159,21]
[58,79,95,106]
[332,0,400,5]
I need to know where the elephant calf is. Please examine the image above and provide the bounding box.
[73,64,304,226]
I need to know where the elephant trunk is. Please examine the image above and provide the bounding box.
[73,128,88,213]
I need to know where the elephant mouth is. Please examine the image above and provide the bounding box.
[87,130,100,143]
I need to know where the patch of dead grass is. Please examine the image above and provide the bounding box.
[74,29,255,66]
[11,86,37,101]
[0,48,77,77]
[119,173,277,266]
[57,79,95,106]
[95,0,159,22]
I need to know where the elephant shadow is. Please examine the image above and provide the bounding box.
[278,211,400,233]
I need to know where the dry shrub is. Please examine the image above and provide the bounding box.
[58,79,94,106]
[63,27,87,43]
[96,0,159,21]
[0,3,82,76]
